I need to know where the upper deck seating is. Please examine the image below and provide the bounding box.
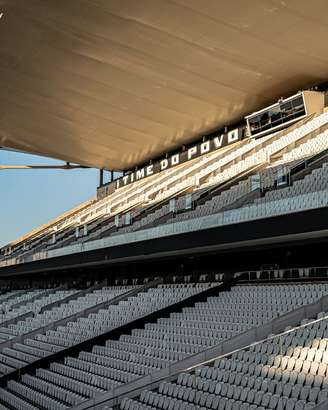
[2,112,328,266]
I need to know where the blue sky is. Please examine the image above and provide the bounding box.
[0,150,100,247]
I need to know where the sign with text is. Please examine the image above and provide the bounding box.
[116,127,244,189]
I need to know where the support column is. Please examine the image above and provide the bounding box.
[99,169,104,187]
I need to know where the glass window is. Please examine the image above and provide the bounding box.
[249,117,261,132]
[268,107,282,127]
[248,94,306,136]
[280,101,292,117]
[291,96,304,110]
[291,96,306,117]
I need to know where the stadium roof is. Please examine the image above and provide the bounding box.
[1,0,328,170]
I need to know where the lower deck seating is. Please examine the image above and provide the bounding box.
[122,311,328,410]
[0,286,137,376]
[0,284,211,378]
[0,287,130,344]
[0,289,71,325]
[0,283,327,410]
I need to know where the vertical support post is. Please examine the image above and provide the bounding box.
[99,169,104,187]
[111,170,114,182]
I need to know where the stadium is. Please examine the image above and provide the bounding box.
[1,0,328,409]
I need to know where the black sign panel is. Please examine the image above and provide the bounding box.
[115,127,244,189]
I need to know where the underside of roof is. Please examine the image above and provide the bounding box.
[0,0,328,170]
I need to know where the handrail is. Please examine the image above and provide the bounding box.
[282,140,328,182]
[235,265,328,282]
[69,291,328,409]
